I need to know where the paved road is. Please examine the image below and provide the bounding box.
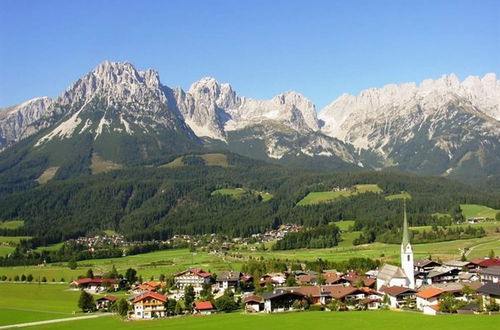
[0,313,113,329]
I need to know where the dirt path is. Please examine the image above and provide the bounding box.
[0,313,113,329]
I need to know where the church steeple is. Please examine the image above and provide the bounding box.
[400,198,415,289]
[402,199,410,247]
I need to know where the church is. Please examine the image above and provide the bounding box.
[376,201,415,290]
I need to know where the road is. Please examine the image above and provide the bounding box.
[0,313,113,329]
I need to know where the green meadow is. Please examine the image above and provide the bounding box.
[297,184,382,206]
[0,220,24,229]
[0,248,243,282]
[461,204,499,219]
[211,188,247,197]
[385,192,412,200]
[19,310,500,330]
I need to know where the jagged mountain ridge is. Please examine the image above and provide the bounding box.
[0,61,499,185]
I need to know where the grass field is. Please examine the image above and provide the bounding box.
[297,184,382,206]
[0,245,15,257]
[385,192,412,200]
[0,248,243,282]
[34,242,65,252]
[0,220,24,229]
[0,236,32,244]
[334,220,355,231]
[0,283,124,326]
[163,153,231,168]
[461,204,499,219]
[211,188,247,197]
[91,153,123,174]
[36,166,59,184]
[410,221,500,234]
[21,310,500,330]
[239,234,500,264]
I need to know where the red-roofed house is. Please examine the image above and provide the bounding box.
[174,268,212,290]
[243,295,264,312]
[416,287,444,311]
[194,301,215,315]
[379,286,416,309]
[70,277,118,293]
[131,291,167,319]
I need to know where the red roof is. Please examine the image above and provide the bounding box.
[132,291,167,303]
[416,288,444,299]
[476,258,500,268]
[380,286,416,296]
[176,268,212,278]
[243,295,263,303]
[195,301,214,310]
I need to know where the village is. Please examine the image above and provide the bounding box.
[69,207,500,320]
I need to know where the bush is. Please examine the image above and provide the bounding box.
[309,304,323,311]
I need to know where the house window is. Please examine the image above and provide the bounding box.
[408,255,410,261]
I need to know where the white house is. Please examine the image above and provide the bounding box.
[415,288,444,311]
[174,268,211,290]
[131,291,167,319]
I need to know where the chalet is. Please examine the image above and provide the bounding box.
[216,271,242,291]
[477,283,500,308]
[323,272,346,285]
[96,295,117,311]
[343,271,376,288]
[174,268,211,290]
[70,277,118,293]
[443,260,474,271]
[458,272,479,282]
[416,287,444,311]
[478,266,500,283]
[471,258,500,271]
[379,286,416,309]
[426,266,460,284]
[131,291,167,319]
[262,273,287,286]
[296,274,318,285]
[194,301,215,315]
[243,295,264,312]
[414,259,441,275]
[262,289,305,313]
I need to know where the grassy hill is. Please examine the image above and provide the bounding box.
[297,184,382,206]
[461,204,499,219]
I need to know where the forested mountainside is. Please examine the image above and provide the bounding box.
[0,152,498,248]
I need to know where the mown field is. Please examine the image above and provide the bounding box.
[0,220,24,229]
[461,204,499,219]
[163,153,232,168]
[21,310,500,330]
[238,234,500,263]
[211,188,273,201]
[0,248,244,282]
[297,184,382,206]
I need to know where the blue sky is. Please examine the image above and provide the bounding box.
[1,0,499,109]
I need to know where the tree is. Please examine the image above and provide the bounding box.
[174,300,183,315]
[200,282,214,301]
[489,249,496,259]
[125,268,137,284]
[461,285,476,302]
[27,274,33,282]
[41,276,47,283]
[285,274,297,287]
[439,292,466,313]
[184,285,195,313]
[167,298,177,315]
[68,258,77,270]
[115,298,129,316]
[86,269,94,279]
[106,265,118,279]
[78,291,95,312]
[21,274,26,281]
[214,291,238,312]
